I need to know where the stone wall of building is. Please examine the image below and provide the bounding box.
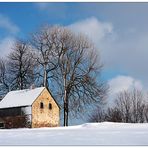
[32,88,60,128]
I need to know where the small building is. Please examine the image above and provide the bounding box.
[0,87,60,129]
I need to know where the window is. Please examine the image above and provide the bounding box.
[40,102,44,109]
[0,122,4,128]
[49,103,52,110]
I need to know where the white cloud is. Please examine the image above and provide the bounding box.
[68,17,114,46]
[0,37,16,57]
[108,75,143,95]
[0,14,19,57]
[0,14,19,34]
[100,29,148,88]
[108,75,143,106]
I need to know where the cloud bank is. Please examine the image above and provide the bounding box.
[108,75,143,106]
[68,17,148,87]
[0,14,19,57]
[108,75,143,95]
[68,16,148,105]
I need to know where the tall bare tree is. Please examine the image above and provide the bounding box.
[8,40,36,90]
[50,26,107,126]
[31,25,107,126]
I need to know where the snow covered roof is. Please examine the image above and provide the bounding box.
[0,87,45,109]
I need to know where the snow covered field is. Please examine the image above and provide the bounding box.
[0,122,148,146]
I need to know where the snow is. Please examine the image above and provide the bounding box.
[21,106,32,121]
[0,122,148,145]
[22,106,32,115]
[0,87,45,109]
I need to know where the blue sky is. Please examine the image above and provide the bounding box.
[1,2,148,124]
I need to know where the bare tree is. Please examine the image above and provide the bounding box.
[30,25,107,126]
[105,107,122,122]
[114,89,146,123]
[0,58,10,96]
[88,88,148,123]
[50,26,108,126]
[8,40,36,90]
[130,89,145,123]
[88,106,106,122]
[144,103,148,122]
[88,106,122,123]
[115,90,132,122]
[31,26,59,89]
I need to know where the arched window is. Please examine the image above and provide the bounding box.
[40,102,44,109]
[49,103,52,110]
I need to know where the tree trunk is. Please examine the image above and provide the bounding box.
[63,74,68,126]
[64,90,68,126]
[20,76,23,90]
[43,65,47,88]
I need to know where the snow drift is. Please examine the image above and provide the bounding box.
[0,122,148,145]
